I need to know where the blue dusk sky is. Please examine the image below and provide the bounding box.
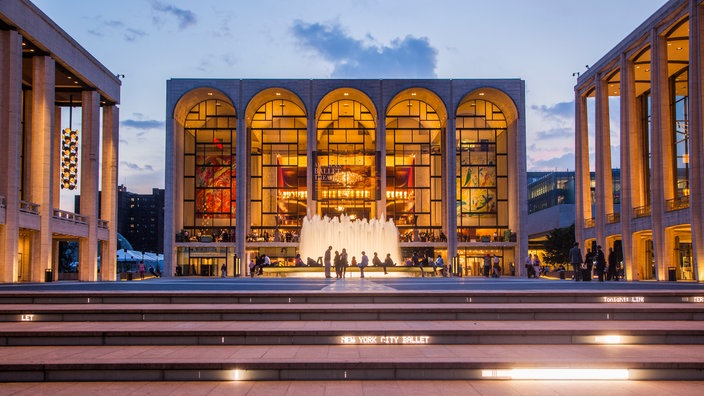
[29,0,666,207]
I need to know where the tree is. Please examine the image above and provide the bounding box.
[542,224,575,266]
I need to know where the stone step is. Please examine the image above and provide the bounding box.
[2,302,703,322]
[2,290,702,305]
[1,344,704,381]
[1,320,702,346]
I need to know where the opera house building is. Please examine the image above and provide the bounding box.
[165,79,527,278]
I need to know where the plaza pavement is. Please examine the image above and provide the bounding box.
[0,276,703,395]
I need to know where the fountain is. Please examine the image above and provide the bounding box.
[298,214,402,267]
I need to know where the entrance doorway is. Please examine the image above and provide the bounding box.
[186,257,226,276]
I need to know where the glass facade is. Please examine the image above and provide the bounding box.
[182,99,237,240]
[386,98,443,241]
[249,98,307,241]
[455,99,508,242]
[315,98,377,220]
[166,80,526,277]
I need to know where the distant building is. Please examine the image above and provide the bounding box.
[118,186,165,254]
[75,185,165,254]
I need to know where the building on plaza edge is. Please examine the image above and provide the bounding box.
[0,0,120,283]
[165,79,527,278]
[575,0,704,282]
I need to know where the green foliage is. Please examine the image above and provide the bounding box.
[542,224,575,265]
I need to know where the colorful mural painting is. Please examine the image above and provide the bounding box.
[196,155,234,218]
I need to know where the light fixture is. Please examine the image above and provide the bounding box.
[482,368,629,380]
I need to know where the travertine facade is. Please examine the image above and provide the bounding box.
[0,0,120,282]
[165,79,527,278]
[575,0,704,282]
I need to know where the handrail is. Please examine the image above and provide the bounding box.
[18,200,39,214]
[584,218,595,228]
[52,208,88,224]
[606,213,620,224]
[98,219,109,229]
[633,205,651,218]
[666,195,690,211]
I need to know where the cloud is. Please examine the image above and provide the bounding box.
[531,101,574,120]
[534,127,574,140]
[151,1,196,30]
[120,161,154,172]
[291,20,437,78]
[529,152,576,172]
[87,19,147,42]
[121,119,165,130]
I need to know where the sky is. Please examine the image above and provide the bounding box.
[28,0,667,207]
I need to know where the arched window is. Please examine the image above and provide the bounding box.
[182,99,237,237]
[249,98,307,239]
[315,98,377,220]
[386,98,443,241]
[455,99,508,241]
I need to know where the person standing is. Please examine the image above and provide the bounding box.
[583,248,594,281]
[138,261,146,280]
[334,250,341,279]
[324,246,333,279]
[595,245,607,282]
[532,255,541,278]
[569,242,583,281]
[483,254,492,277]
[359,251,369,278]
[525,254,534,278]
[340,248,348,278]
[607,247,617,281]
[220,262,227,278]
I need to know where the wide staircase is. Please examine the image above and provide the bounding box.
[1,285,703,382]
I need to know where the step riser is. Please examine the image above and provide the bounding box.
[2,311,703,322]
[3,367,704,382]
[2,333,702,346]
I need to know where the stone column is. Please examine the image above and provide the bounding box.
[594,73,613,248]
[650,29,670,281]
[574,89,590,247]
[620,54,638,281]
[445,115,457,269]
[235,106,247,275]
[29,55,55,282]
[376,98,386,220]
[100,104,119,281]
[689,0,704,282]
[78,90,100,282]
[0,30,23,283]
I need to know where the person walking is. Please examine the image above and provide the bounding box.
[492,255,501,278]
[483,254,492,277]
[569,242,583,281]
[324,246,333,279]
